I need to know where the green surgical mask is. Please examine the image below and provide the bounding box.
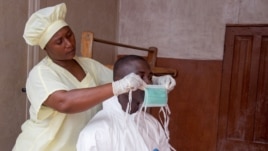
[139,85,171,141]
[143,85,168,107]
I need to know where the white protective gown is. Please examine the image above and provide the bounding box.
[77,96,173,151]
[13,56,112,151]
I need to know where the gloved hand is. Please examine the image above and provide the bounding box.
[152,75,176,92]
[112,73,147,96]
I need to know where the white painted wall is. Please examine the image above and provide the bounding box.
[117,0,268,60]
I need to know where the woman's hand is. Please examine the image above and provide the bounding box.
[152,75,176,92]
[112,73,147,96]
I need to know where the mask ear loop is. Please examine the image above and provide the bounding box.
[141,87,149,135]
[126,90,132,114]
[136,95,149,137]
[159,105,171,139]
[136,102,144,131]
[144,106,149,136]
[158,105,177,151]
[122,90,137,150]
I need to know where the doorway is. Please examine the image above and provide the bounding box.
[217,25,268,151]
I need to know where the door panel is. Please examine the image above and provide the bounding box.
[254,36,268,144]
[217,26,268,151]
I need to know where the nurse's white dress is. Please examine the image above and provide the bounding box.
[13,56,112,151]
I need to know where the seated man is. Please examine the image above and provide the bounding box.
[76,55,175,151]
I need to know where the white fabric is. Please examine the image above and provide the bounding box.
[152,75,176,92]
[112,72,146,96]
[77,96,173,151]
[13,56,112,151]
[23,3,68,49]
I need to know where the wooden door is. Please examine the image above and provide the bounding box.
[217,25,268,151]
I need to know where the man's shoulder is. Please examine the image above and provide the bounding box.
[77,112,112,149]
[91,110,114,124]
[81,111,111,133]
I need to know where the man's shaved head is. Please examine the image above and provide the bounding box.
[113,55,150,81]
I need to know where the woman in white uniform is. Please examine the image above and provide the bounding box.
[12,3,147,151]
[13,3,176,151]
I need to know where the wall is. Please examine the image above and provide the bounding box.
[40,0,119,64]
[0,0,118,150]
[117,0,268,60]
[0,0,28,150]
[151,59,222,151]
[117,0,268,150]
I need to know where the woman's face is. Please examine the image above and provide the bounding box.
[44,26,76,62]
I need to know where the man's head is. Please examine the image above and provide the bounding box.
[113,55,153,114]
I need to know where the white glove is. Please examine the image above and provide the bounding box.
[112,73,147,96]
[152,75,176,92]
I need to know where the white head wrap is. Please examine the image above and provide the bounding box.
[23,3,68,49]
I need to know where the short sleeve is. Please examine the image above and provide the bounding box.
[26,63,69,120]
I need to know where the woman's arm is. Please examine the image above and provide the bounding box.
[44,83,113,113]
[44,73,146,113]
